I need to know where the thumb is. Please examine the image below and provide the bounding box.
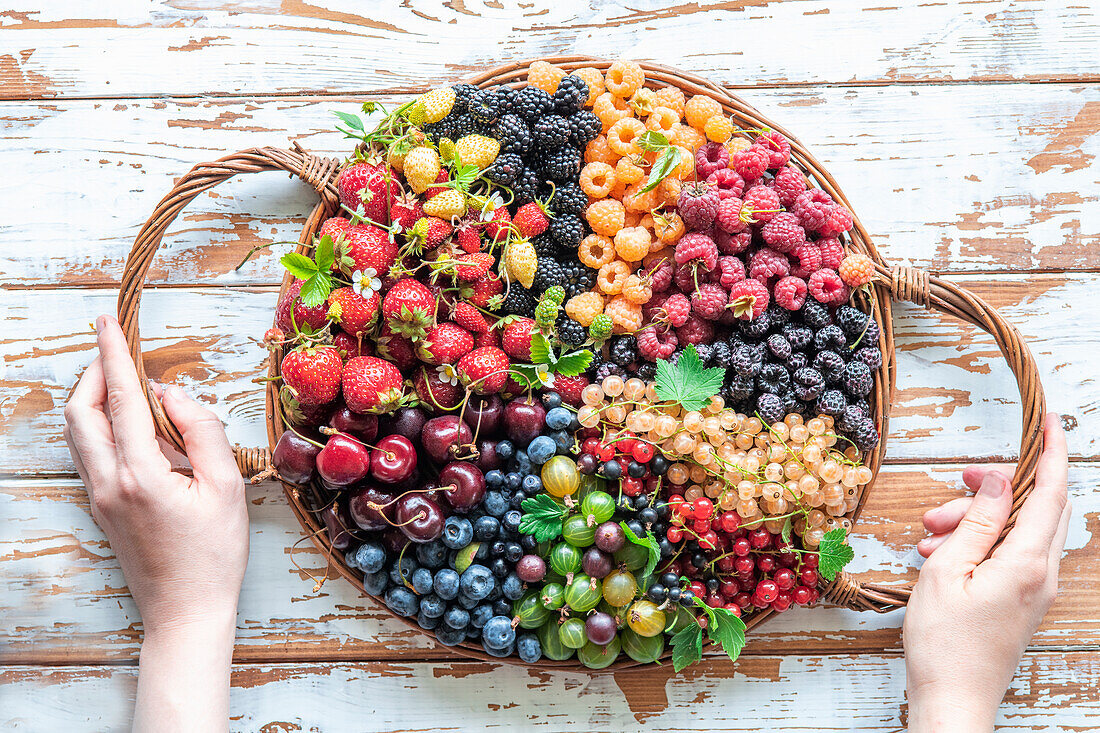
[161,385,242,489]
[933,472,1012,572]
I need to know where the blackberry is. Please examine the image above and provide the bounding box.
[556,316,587,346]
[854,317,880,348]
[739,311,771,339]
[541,147,582,182]
[451,84,480,114]
[838,404,866,433]
[568,110,602,147]
[765,333,792,361]
[792,367,825,401]
[553,75,590,115]
[786,351,809,372]
[494,114,531,155]
[789,397,809,418]
[531,114,571,149]
[549,181,587,217]
[814,324,847,352]
[816,389,847,417]
[799,298,832,329]
[756,363,791,395]
[562,263,596,300]
[595,362,627,381]
[709,341,732,367]
[485,153,523,186]
[836,305,869,338]
[500,284,537,318]
[727,334,748,354]
[756,393,785,425]
[468,89,503,125]
[694,343,713,364]
[854,346,883,371]
[531,233,557,257]
[549,213,585,249]
[533,257,567,293]
[723,374,755,403]
[782,323,813,351]
[512,168,541,204]
[511,86,554,121]
[731,344,762,377]
[765,305,791,329]
[450,113,486,140]
[850,418,880,451]
[609,336,638,366]
[635,362,657,380]
[841,361,874,397]
[813,350,846,384]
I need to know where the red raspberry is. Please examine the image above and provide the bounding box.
[731,146,768,182]
[771,166,806,207]
[710,255,746,289]
[691,283,729,321]
[792,189,834,232]
[675,315,715,345]
[706,168,745,200]
[819,204,854,237]
[674,232,719,272]
[642,257,674,293]
[714,197,749,234]
[677,181,720,231]
[748,247,790,283]
[552,374,588,407]
[790,242,823,278]
[656,292,691,328]
[695,142,730,179]
[838,253,875,287]
[773,276,808,310]
[817,238,845,269]
[743,185,782,224]
[808,268,850,305]
[637,326,678,361]
[756,131,791,169]
[715,229,751,255]
[673,262,700,293]
[727,279,769,320]
[760,212,805,253]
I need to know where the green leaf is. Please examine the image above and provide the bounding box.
[508,363,545,390]
[314,235,335,272]
[552,350,593,377]
[450,163,480,192]
[654,344,724,411]
[332,110,365,131]
[781,516,793,545]
[529,332,554,366]
[620,521,661,579]
[638,146,681,194]
[816,527,855,582]
[281,252,319,281]
[635,130,670,151]
[519,494,567,543]
[670,623,703,672]
[298,272,332,308]
[707,607,747,662]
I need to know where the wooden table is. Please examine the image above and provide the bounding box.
[2,2,1098,730]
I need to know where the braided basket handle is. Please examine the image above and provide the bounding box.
[116,145,343,478]
[825,265,1047,611]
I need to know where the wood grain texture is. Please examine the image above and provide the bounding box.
[0,0,1097,101]
[1,85,1097,285]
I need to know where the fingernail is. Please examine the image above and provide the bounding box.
[95,315,105,332]
[978,473,1007,498]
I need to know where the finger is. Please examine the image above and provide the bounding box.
[995,412,1070,560]
[917,533,951,558]
[161,384,241,488]
[922,497,972,534]
[961,464,1014,492]
[1048,500,1072,581]
[64,359,116,486]
[932,471,1012,572]
[95,315,159,460]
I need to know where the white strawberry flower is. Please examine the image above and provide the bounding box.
[479,191,506,221]
[437,364,460,386]
[535,363,555,388]
[351,268,382,296]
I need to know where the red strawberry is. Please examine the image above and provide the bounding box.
[262,327,285,350]
[382,278,436,338]
[276,279,330,334]
[319,216,352,243]
[452,302,489,334]
[456,347,510,395]
[338,223,398,276]
[332,330,369,360]
[409,216,453,251]
[552,375,589,407]
[467,272,504,309]
[501,317,536,361]
[374,324,418,371]
[327,287,380,338]
[513,202,549,238]
[281,346,342,405]
[475,329,500,349]
[454,225,482,254]
[417,322,475,365]
[389,192,424,231]
[454,252,494,282]
[422,169,450,201]
[412,366,464,411]
[341,356,405,413]
[483,207,511,243]
[336,162,400,224]
[501,374,530,398]
[279,387,334,427]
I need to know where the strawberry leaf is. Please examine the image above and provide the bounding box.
[816,527,855,582]
[333,110,365,131]
[529,332,554,366]
[508,363,545,390]
[314,235,335,272]
[670,623,703,672]
[654,344,724,411]
[519,494,567,542]
[299,272,332,308]
[552,350,592,377]
[282,252,319,281]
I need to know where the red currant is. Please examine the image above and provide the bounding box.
[718,511,740,533]
[792,585,813,605]
[800,568,819,586]
[666,527,683,543]
[595,444,615,462]
[692,518,712,535]
[689,580,706,598]
[616,432,638,454]
[644,476,661,492]
[582,437,601,455]
[773,568,796,590]
[692,497,713,519]
[732,537,751,556]
[699,530,719,551]
[802,553,819,569]
[716,555,736,573]
[706,593,724,608]
[719,580,739,598]
[756,580,779,603]
[631,442,655,463]
[757,556,777,573]
[748,528,772,549]
[733,592,753,609]
[772,591,793,612]
[676,502,695,520]
[621,477,644,496]
[734,556,755,575]
[724,602,742,617]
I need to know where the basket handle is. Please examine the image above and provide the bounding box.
[116,145,343,479]
[826,265,1047,611]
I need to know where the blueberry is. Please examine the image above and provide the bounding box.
[362,570,389,595]
[492,598,510,615]
[545,407,572,430]
[522,474,542,493]
[496,440,515,460]
[502,573,525,600]
[509,492,527,509]
[504,542,523,562]
[482,615,517,650]
[433,568,460,600]
[466,626,483,641]
[417,610,441,630]
[520,534,538,552]
[352,542,386,574]
[505,472,522,491]
[483,638,516,657]
[482,490,509,518]
[474,515,501,541]
[516,633,543,663]
[490,557,510,578]
[410,567,434,595]
[415,541,447,569]
[550,429,574,454]
[471,604,496,629]
[502,509,522,534]
[490,540,506,557]
[457,592,480,609]
[474,541,490,560]
[512,450,533,474]
[443,606,470,629]
[541,391,563,409]
[485,469,505,488]
[460,564,495,600]
[527,436,557,465]
[389,557,418,586]
[384,586,418,617]
[435,624,467,646]
[442,516,474,549]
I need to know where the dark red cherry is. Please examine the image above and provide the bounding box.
[395,494,444,543]
[329,407,378,443]
[476,440,501,472]
[271,430,320,484]
[369,434,418,484]
[316,434,371,486]
[383,407,428,442]
[503,398,546,444]
[381,528,409,553]
[347,485,396,531]
[463,394,504,435]
[439,461,486,512]
[421,416,473,464]
[321,500,356,551]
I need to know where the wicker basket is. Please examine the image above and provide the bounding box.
[118,57,1046,670]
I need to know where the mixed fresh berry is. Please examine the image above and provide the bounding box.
[261,60,882,669]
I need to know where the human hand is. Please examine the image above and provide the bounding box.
[903,412,1070,731]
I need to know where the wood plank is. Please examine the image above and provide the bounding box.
[2,273,1097,477]
[3,462,1095,665]
[0,0,1097,101]
[3,653,1099,731]
[1,85,1097,283]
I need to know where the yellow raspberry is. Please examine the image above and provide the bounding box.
[593,92,632,133]
[573,67,605,104]
[629,88,658,116]
[652,211,686,245]
[597,260,631,295]
[622,183,660,214]
[644,246,674,269]
[422,189,466,219]
[659,178,682,207]
[614,156,644,185]
[614,226,651,262]
[671,125,706,152]
[655,86,686,116]
[704,115,733,143]
[669,147,694,179]
[418,87,456,124]
[609,179,629,202]
[580,162,616,198]
[586,199,626,237]
[455,134,500,169]
[605,59,644,98]
[605,295,643,333]
[584,135,616,166]
[528,60,566,94]
[646,106,681,137]
[607,117,646,157]
[726,137,752,155]
[621,274,653,305]
[685,94,723,130]
[403,146,441,194]
[624,210,643,228]
[578,234,616,268]
[564,291,605,327]
[505,237,537,289]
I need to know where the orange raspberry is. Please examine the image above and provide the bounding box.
[584,135,616,166]
[623,182,660,213]
[605,295,644,333]
[593,92,632,133]
[671,125,706,152]
[623,210,643,228]
[726,137,752,156]
[621,273,653,305]
[646,106,681,137]
[578,234,616,268]
[659,178,682,207]
[654,86,686,116]
[652,211,686,245]
[579,162,617,198]
[528,60,565,94]
[670,147,694,179]
[615,156,644,185]
[614,226,652,262]
[586,199,626,236]
[704,115,733,143]
[643,246,674,269]
[564,291,605,327]
[607,117,647,157]
[605,59,644,98]
[573,67,605,104]
[685,94,723,130]
[597,259,631,295]
[608,179,629,202]
[838,253,875,288]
